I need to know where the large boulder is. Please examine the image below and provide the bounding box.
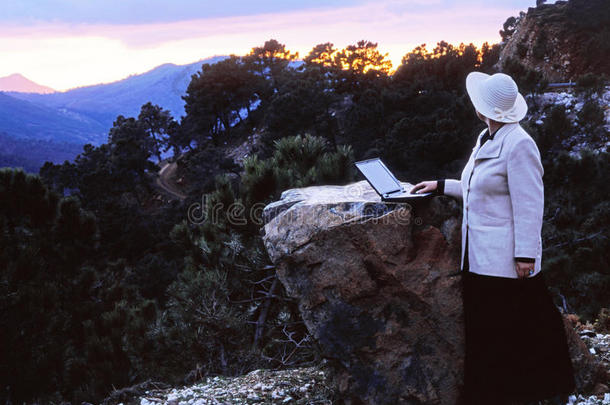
[261,180,603,404]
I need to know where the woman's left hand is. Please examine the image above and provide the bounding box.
[515,261,534,279]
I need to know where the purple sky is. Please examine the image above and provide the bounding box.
[0,0,539,91]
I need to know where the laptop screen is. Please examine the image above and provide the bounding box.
[355,158,402,195]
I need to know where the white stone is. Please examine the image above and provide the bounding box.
[271,389,285,399]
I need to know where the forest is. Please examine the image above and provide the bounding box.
[1,5,609,403]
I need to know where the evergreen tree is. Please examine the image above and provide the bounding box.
[243,39,299,97]
[138,102,175,162]
[184,55,262,145]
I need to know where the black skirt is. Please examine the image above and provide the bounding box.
[461,232,576,404]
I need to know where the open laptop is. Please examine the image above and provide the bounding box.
[355,158,433,202]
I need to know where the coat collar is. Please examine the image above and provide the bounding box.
[474,122,518,160]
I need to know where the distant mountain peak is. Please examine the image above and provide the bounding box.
[0,73,56,94]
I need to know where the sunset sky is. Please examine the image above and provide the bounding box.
[0,0,539,91]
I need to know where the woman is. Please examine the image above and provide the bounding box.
[411,72,576,405]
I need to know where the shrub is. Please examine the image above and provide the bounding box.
[241,134,355,207]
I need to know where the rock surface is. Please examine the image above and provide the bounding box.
[498,0,609,82]
[261,180,605,404]
[262,180,464,404]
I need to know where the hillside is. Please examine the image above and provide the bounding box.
[0,132,83,172]
[498,0,610,82]
[0,92,106,144]
[7,56,228,127]
[0,56,228,171]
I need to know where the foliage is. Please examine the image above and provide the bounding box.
[261,66,341,149]
[577,100,606,141]
[541,150,610,320]
[139,102,175,161]
[499,12,525,42]
[575,73,607,96]
[502,57,548,94]
[243,39,299,97]
[394,42,480,91]
[303,42,337,69]
[0,168,142,403]
[178,145,241,196]
[534,104,573,154]
[183,55,263,146]
[241,134,355,207]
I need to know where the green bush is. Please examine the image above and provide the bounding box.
[575,73,606,96]
[542,149,610,320]
[541,105,573,149]
[241,133,355,207]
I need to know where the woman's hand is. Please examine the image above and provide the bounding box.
[410,181,438,194]
[515,261,535,279]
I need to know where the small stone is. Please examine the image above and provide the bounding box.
[271,389,285,399]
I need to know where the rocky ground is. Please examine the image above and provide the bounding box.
[528,87,610,154]
[567,323,610,405]
[133,364,336,405]
[121,322,610,405]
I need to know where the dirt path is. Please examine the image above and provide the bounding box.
[156,161,187,200]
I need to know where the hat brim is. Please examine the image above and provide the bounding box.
[466,71,528,123]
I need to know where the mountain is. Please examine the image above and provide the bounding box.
[8,56,229,128]
[0,56,229,172]
[0,73,55,94]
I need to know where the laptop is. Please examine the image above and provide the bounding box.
[355,158,433,202]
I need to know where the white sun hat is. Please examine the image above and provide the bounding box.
[466,72,528,123]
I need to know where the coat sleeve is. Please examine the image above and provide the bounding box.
[507,136,544,259]
[443,179,462,201]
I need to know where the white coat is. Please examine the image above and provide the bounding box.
[444,122,544,279]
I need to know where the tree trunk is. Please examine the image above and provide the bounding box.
[253,277,279,348]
